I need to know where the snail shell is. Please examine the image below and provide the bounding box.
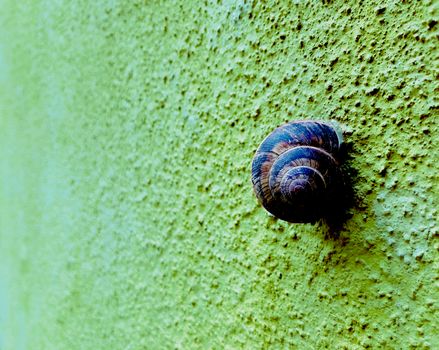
[251,120,344,223]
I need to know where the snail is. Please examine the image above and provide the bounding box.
[251,120,344,223]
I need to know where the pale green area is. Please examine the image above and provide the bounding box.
[0,1,438,349]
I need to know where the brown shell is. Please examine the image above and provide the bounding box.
[251,120,343,223]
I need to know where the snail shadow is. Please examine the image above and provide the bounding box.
[320,141,357,238]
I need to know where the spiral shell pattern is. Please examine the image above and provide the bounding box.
[251,120,343,223]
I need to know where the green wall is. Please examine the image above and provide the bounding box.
[1,1,437,349]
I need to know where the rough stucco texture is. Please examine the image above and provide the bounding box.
[0,0,438,349]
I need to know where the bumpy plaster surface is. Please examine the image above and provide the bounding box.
[0,0,438,349]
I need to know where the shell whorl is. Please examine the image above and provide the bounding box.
[251,120,343,223]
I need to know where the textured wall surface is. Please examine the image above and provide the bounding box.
[0,0,438,349]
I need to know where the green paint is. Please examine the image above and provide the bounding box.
[1,1,438,349]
